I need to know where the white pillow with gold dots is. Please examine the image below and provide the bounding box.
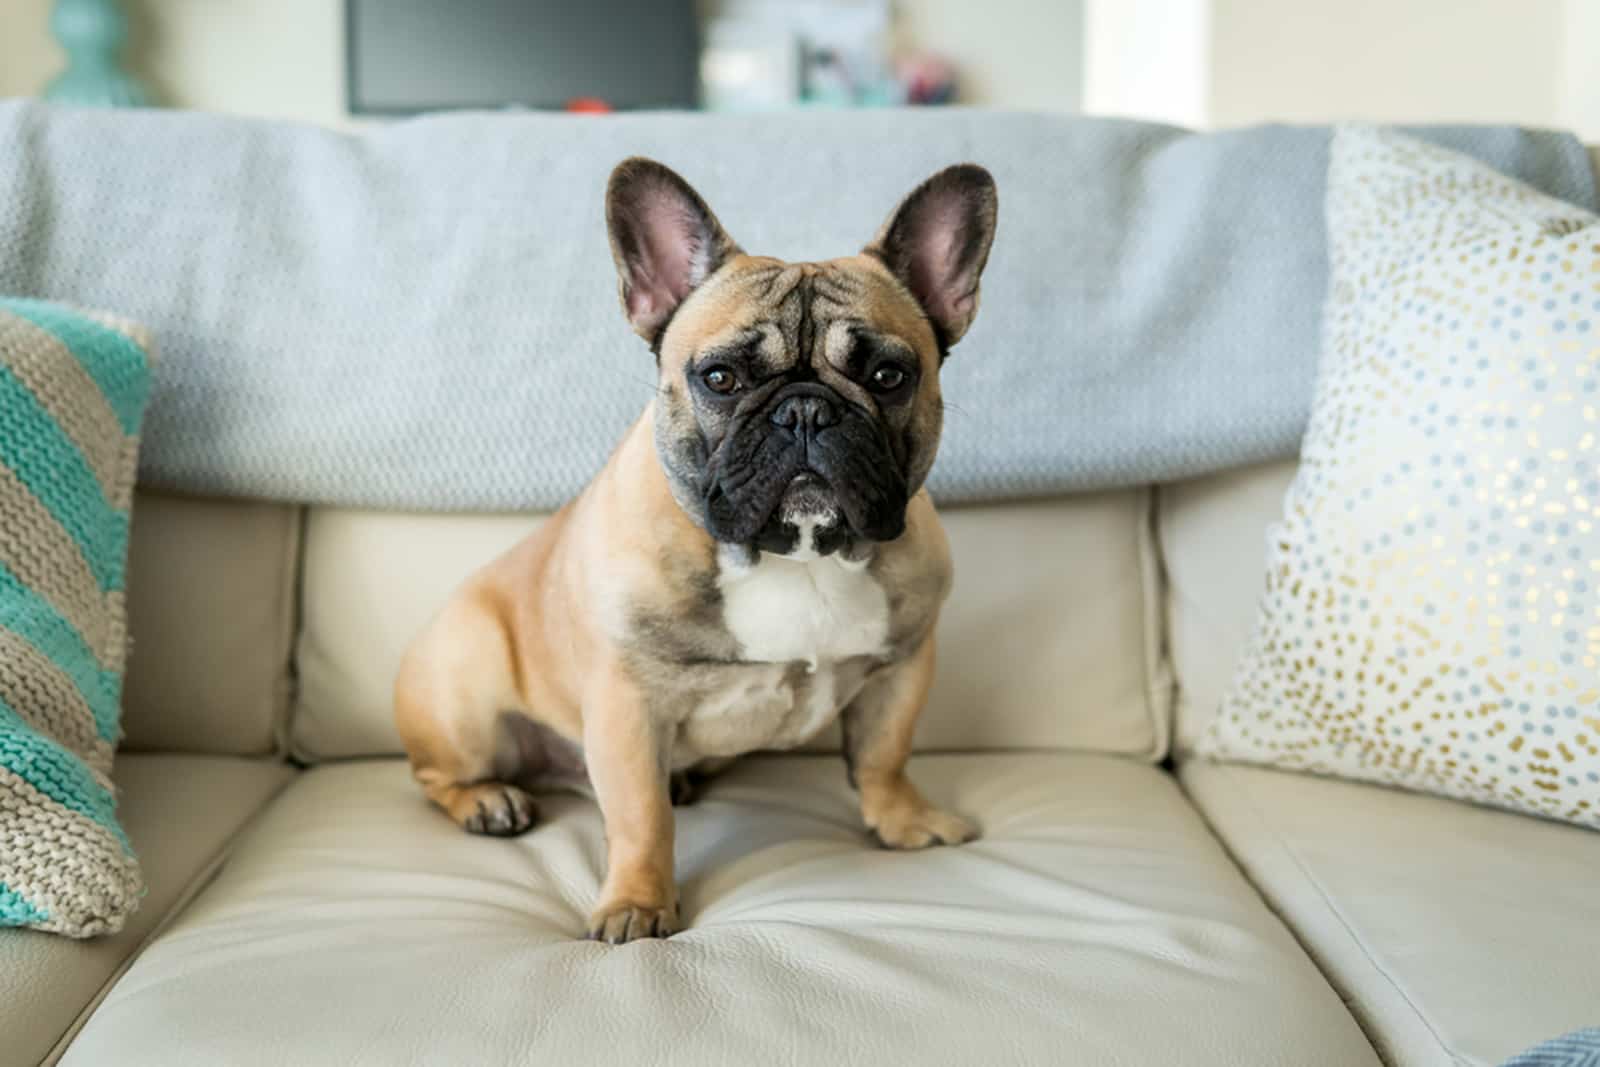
[1201,124,1600,829]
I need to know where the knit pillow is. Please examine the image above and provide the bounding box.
[1202,126,1600,829]
[0,297,152,937]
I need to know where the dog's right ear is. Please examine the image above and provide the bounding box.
[606,158,742,343]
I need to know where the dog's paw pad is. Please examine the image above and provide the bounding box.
[586,903,678,944]
[871,806,978,850]
[454,783,539,837]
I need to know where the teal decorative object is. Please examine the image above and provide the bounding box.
[44,0,151,108]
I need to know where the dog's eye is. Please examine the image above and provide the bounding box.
[869,365,907,392]
[702,367,739,394]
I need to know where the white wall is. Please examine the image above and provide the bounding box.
[128,0,345,126]
[0,0,57,100]
[896,0,1083,110]
[0,0,347,125]
[1083,0,1209,127]
[1085,0,1600,139]
[1208,0,1570,129]
[1559,0,1600,141]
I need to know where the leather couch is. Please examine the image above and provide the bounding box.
[6,161,1598,1067]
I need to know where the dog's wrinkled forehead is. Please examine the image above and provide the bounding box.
[658,256,940,382]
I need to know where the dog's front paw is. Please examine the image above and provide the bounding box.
[870,804,978,849]
[861,776,978,849]
[586,901,678,944]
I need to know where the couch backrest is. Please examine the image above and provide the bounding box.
[120,491,300,756]
[288,491,1172,762]
[1158,461,1297,755]
[119,488,1171,763]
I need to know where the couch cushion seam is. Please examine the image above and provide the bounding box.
[1218,766,1467,1066]
[1137,485,1174,762]
[269,503,305,761]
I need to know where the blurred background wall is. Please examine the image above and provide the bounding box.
[1,0,1596,137]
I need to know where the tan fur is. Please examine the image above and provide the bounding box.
[395,399,958,935]
[848,629,976,848]
[397,163,995,943]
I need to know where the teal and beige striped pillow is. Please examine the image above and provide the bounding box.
[0,297,152,937]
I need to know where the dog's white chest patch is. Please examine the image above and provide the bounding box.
[717,550,890,668]
[675,550,889,763]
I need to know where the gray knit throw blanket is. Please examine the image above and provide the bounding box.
[1,101,1595,510]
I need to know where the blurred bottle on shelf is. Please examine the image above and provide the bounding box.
[45,0,152,108]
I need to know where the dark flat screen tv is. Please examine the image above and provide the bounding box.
[346,0,699,115]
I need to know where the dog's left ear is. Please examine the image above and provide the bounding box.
[865,164,998,348]
[606,157,742,343]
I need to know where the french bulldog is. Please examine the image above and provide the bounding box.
[395,157,998,943]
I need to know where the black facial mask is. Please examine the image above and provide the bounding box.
[700,381,908,548]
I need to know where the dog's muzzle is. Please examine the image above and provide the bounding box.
[701,382,908,553]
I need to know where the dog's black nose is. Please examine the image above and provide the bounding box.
[770,393,837,432]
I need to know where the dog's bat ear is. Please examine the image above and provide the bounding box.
[865,164,997,349]
[606,157,742,343]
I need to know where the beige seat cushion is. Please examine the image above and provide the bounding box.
[1,755,295,1066]
[122,493,301,755]
[1181,760,1600,1066]
[1158,460,1297,754]
[292,492,1171,761]
[64,754,1372,1066]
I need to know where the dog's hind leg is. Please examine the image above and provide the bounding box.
[394,593,542,837]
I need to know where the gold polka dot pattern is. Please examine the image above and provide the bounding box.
[1202,125,1600,829]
